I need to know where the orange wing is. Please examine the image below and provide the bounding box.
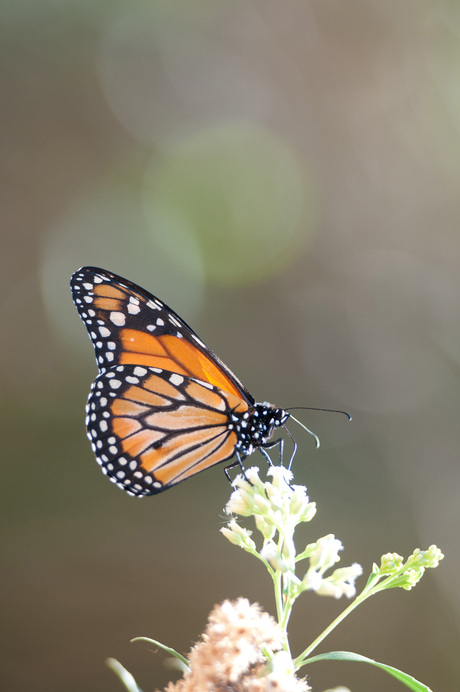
[71,267,252,403]
[86,364,249,495]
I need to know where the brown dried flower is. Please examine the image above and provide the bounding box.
[160,598,310,692]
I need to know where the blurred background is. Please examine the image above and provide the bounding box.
[1,1,459,690]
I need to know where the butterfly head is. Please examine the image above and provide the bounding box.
[231,402,289,456]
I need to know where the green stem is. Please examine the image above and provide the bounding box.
[272,570,291,652]
[293,591,369,670]
[273,569,283,622]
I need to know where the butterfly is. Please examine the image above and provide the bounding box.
[71,266,297,497]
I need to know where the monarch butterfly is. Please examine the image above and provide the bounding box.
[71,267,299,497]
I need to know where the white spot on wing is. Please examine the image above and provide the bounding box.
[198,380,214,390]
[110,311,126,326]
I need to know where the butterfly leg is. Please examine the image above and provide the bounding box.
[281,424,297,469]
[259,445,274,467]
[260,426,298,468]
[224,451,248,484]
[260,436,284,466]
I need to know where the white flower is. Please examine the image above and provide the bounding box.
[308,535,343,573]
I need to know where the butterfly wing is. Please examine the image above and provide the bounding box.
[71,266,254,404]
[87,364,248,495]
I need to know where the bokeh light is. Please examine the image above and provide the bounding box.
[143,124,317,285]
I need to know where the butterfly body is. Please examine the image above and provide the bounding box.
[71,267,289,496]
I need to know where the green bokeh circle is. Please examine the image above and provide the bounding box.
[144,124,318,286]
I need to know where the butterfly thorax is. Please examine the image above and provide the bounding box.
[230,402,289,456]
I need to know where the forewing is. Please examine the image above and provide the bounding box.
[71,266,254,403]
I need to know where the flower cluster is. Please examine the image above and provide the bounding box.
[222,466,362,607]
[364,545,444,594]
[161,598,310,692]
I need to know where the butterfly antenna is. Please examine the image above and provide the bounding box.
[285,405,352,422]
[287,414,321,450]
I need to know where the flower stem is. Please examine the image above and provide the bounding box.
[293,592,367,670]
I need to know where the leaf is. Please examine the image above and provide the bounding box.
[298,650,433,692]
[131,637,190,669]
[106,658,143,692]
